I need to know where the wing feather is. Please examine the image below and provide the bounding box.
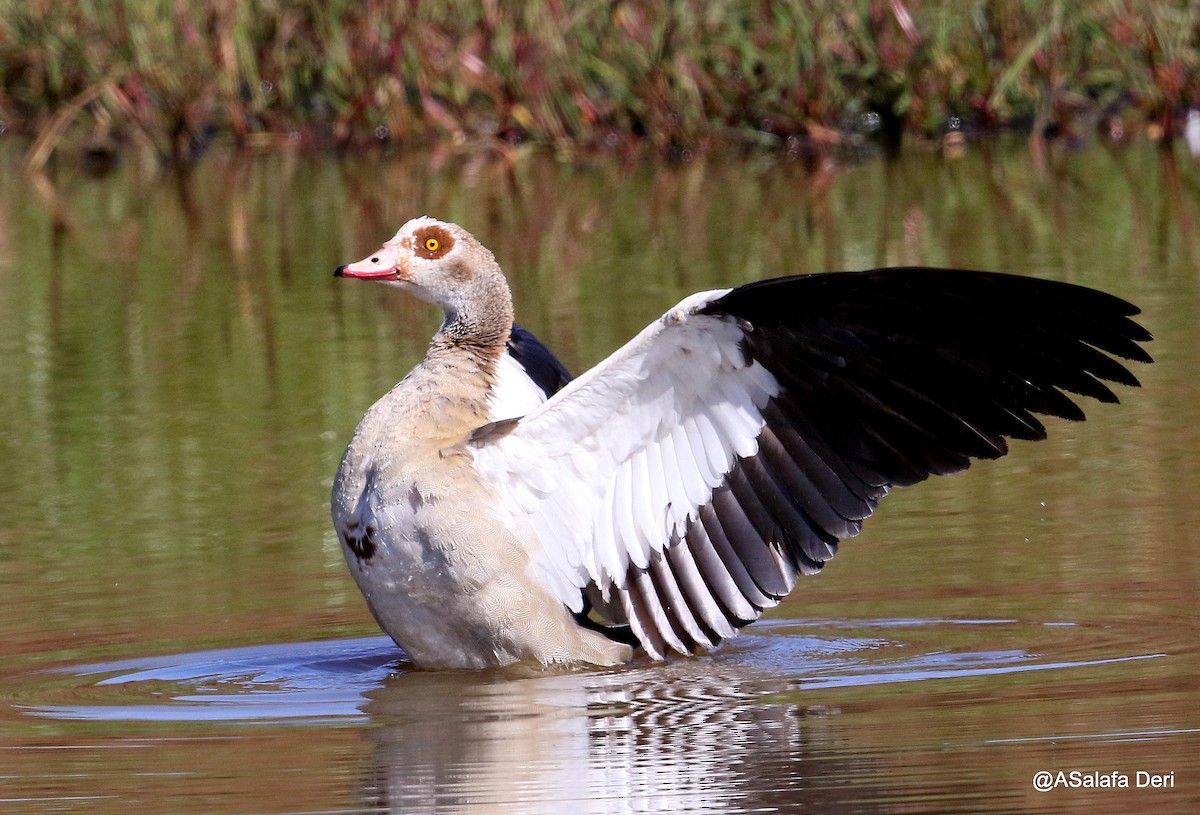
[713,478,795,597]
[592,476,620,585]
[626,449,657,568]
[629,567,687,657]
[671,422,711,510]
[642,436,671,540]
[655,428,694,533]
[664,532,740,640]
[686,510,762,622]
[648,547,712,649]
[699,498,778,609]
[691,406,733,481]
[472,269,1150,659]
[612,461,641,570]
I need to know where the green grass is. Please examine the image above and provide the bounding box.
[2,0,1198,164]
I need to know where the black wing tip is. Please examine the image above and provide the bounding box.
[707,266,1154,377]
[707,266,1154,502]
[1120,339,1155,365]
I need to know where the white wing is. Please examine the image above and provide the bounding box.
[472,270,1151,659]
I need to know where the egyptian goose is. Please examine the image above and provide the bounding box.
[331,217,1151,670]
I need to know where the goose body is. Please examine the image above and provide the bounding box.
[332,217,1151,670]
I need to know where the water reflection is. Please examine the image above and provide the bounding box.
[361,660,845,814]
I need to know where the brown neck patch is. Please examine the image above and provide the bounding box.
[413,225,455,260]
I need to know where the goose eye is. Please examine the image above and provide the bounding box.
[424,237,440,253]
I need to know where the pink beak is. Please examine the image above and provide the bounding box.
[334,245,401,280]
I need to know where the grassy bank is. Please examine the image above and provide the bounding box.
[3,0,1199,164]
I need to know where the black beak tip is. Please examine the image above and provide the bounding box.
[333,265,346,278]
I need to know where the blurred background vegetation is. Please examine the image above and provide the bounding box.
[1,0,1199,167]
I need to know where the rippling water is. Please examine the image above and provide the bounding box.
[1,140,1198,813]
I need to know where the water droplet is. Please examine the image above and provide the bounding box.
[374,125,390,140]
[260,80,274,94]
[948,116,962,131]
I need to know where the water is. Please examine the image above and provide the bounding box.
[1,140,1198,813]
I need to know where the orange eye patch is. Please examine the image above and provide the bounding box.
[414,226,454,259]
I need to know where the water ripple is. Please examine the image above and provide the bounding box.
[20,636,400,723]
[12,618,1168,725]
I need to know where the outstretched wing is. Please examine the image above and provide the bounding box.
[471,269,1152,659]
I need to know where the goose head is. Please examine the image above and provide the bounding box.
[335,217,513,346]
